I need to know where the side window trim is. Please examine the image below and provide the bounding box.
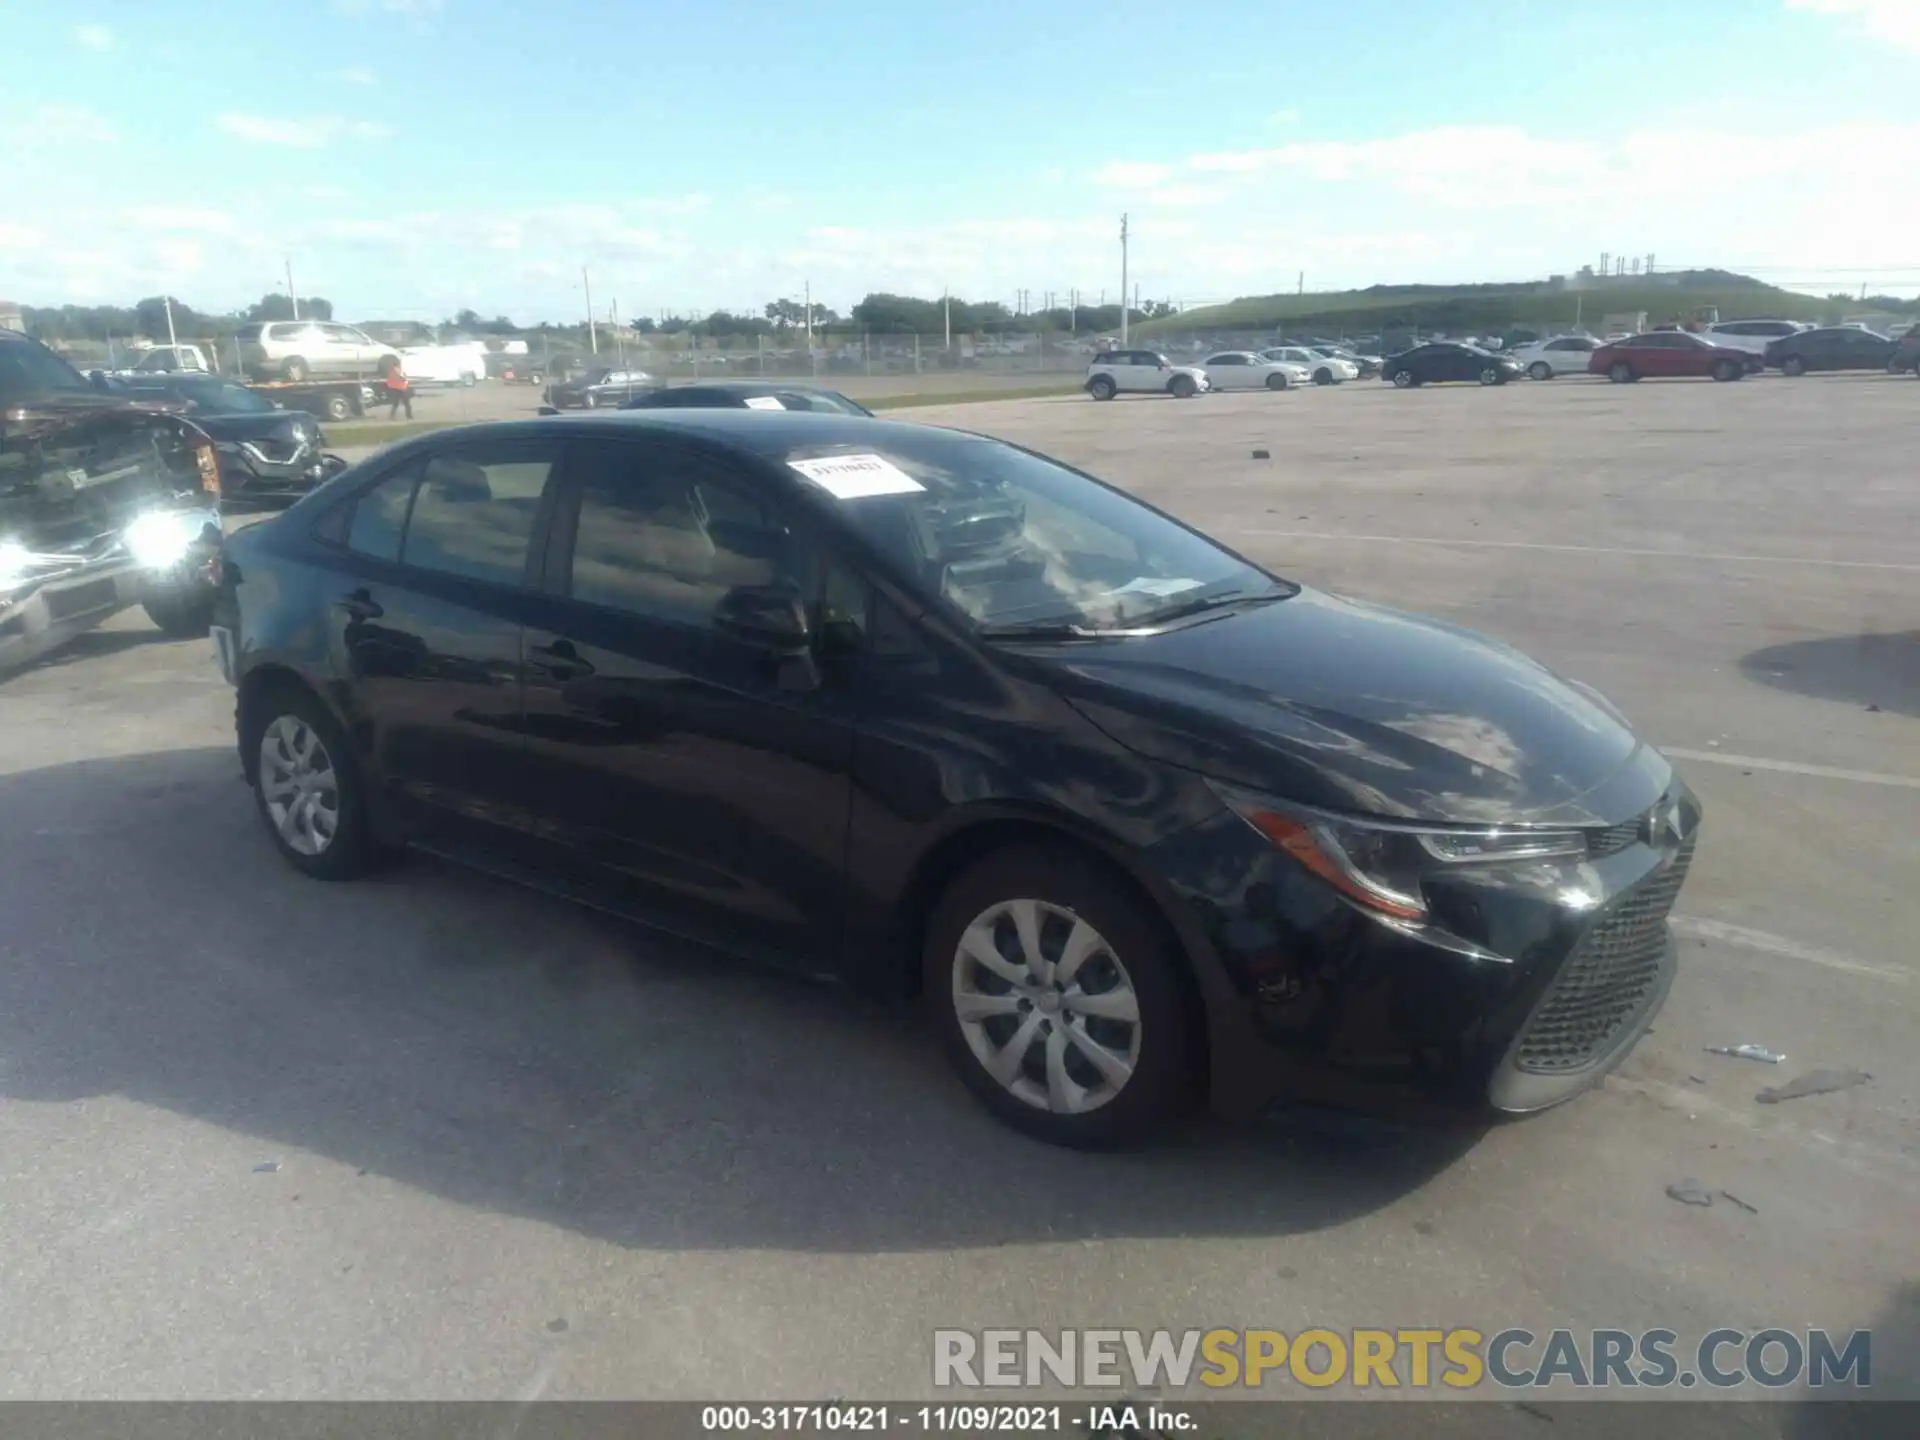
[397,438,563,591]
[311,455,422,552]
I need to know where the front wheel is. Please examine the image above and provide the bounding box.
[1265,372,1289,391]
[324,392,352,421]
[1313,368,1334,386]
[1088,376,1117,401]
[1608,362,1636,384]
[245,683,379,881]
[924,845,1195,1148]
[584,391,599,408]
[460,372,477,388]
[280,357,309,383]
[1528,361,1553,381]
[1711,359,1742,382]
[1478,366,1504,386]
[142,590,216,639]
[1782,356,1808,377]
[1168,374,1197,399]
[1390,369,1417,388]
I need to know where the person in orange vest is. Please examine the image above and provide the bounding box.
[383,357,413,418]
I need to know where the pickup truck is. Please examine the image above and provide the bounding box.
[121,343,217,374]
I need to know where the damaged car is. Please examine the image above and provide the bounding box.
[1,329,227,674]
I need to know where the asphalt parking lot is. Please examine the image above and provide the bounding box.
[1,373,1914,1411]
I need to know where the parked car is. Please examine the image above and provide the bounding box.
[1200,352,1306,391]
[212,409,1703,1147]
[125,344,216,375]
[1260,346,1354,385]
[1315,345,1381,378]
[398,343,488,387]
[1509,335,1601,380]
[237,321,399,383]
[1889,323,1920,374]
[615,381,873,416]
[1703,319,1810,368]
[0,329,225,673]
[1382,343,1525,388]
[1084,350,1211,400]
[1589,332,1752,383]
[105,373,348,515]
[496,358,547,386]
[1762,326,1900,376]
[544,368,659,409]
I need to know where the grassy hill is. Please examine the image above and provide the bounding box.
[1138,270,1842,338]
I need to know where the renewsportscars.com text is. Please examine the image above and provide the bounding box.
[933,1327,1872,1391]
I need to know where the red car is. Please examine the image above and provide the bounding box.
[1588,331,1751,383]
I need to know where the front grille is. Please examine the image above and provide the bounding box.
[1515,836,1696,1074]
[1587,818,1642,858]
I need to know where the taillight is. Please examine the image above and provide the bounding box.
[194,440,221,496]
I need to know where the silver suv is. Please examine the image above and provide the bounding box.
[237,321,399,382]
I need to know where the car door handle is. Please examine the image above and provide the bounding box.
[529,640,595,681]
[336,589,383,621]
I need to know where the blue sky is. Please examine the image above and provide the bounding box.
[4,0,1917,323]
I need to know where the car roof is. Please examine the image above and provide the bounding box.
[378,409,967,462]
[646,380,841,396]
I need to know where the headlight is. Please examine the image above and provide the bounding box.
[123,510,201,570]
[0,539,30,590]
[1209,780,1586,923]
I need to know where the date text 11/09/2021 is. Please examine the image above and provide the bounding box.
[701,1405,1191,1433]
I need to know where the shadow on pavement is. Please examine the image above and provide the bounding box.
[0,747,1478,1255]
[1739,632,1919,719]
[0,622,173,684]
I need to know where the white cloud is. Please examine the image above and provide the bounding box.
[334,65,378,85]
[216,114,391,146]
[1092,160,1172,187]
[74,23,113,50]
[1785,0,1920,52]
[123,206,237,235]
[1,104,118,144]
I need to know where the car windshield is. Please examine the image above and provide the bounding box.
[176,378,280,413]
[0,336,94,396]
[784,431,1290,632]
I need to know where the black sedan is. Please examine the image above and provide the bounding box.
[1763,326,1899,376]
[618,381,872,416]
[108,373,346,514]
[1382,342,1525,388]
[212,410,1701,1147]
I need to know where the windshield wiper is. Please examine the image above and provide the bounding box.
[976,620,1109,641]
[1121,586,1294,629]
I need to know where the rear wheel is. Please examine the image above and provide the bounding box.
[1313,367,1334,385]
[1088,375,1117,401]
[1168,374,1197,399]
[1478,366,1503,386]
[281,357,309,383]
[1608,361,1636,384]
[1390,369,1417,388]
[924,844,1195,1148]
[1711,358,1742,382]
[1527,361,1553,381]
[324,393,352,421]
[1265,372,1288,391]
[1782,355,1808,377]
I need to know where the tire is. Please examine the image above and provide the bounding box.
[584,390,599,408]
[1608,361,1636,384]
[1478,366,1503,386]
[324,393,352,422]
[1527,361,1553,381]
[1265,372,1288,391]
[281,357,309,383]
[1168,374,1197,399]
[142,590,215,639]
[1782,355,1808,377]
[1390,369,1417,388]
[1088,376,1117,401]
[460,372,477,388]
[1313,368,1334,386]
[243,679,379,882]
[923,843,1195,1148]
[1711,359,1742,383]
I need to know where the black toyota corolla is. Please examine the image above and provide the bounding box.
[211,411,1700,1147]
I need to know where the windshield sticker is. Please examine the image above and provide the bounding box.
[743,395,786,410]
[1111,577,1203,598]
[788,453,925,499]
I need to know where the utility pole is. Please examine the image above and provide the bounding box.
[1069,287,1077,335]
[285,259,299,320]
[612,298,625,368]
[583,266,597,354]
[1119,213,1129,346]
[1297,271,1304,296]
[943,288,951,348]
[163,294,178,352]
[805,280,815,376]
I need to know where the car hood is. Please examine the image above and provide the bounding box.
[1032,588,1666,826]
[1,396,213,552]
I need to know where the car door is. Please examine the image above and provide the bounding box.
[1549,338,1593,373]
[514,434,859,969]
[314,437,561,855]
[1843,328,1893,370]
[1203,354,1246,390]
[1431,346,1471,382]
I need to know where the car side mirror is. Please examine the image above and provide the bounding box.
[715,582,811,651]
[536,404,559,416]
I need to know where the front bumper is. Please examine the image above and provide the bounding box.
[214,443,344,515]
[1148,778,1702,1122]
[0,506,221,674]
